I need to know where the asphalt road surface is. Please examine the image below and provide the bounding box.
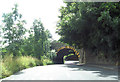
[2,61,118,80]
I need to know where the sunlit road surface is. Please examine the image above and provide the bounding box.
[2,61,118,80]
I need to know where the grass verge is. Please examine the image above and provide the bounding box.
[0,55,53,79]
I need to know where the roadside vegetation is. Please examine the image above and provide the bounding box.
[1,2,119,79]
[0,55,53,78]
[0,4,54,79]
[57,2,120,64]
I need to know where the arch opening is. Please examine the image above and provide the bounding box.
[54,46,80,64]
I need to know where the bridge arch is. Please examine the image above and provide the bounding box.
[54,46,80,64]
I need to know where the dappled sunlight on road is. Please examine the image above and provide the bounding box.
[2,61,118,80]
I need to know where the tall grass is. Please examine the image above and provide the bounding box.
[0,55,53,79]
[0,55,19,78]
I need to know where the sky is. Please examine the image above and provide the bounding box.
[0,0,66,41]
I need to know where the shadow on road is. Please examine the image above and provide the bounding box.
[63,64,118,79]
[14,71,24,75]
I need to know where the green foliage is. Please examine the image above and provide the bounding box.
[47,50,57,60]
[0,55,52,79]
[50,40,69,51]
[57,2,120,59]
[0,55,19,78]
[16,56,39,69]
[0,4,53,79]
[2,55,19,76]
[63,53,74,60]
[2,4,26,56]
[41,55,53,65]
[25,18,52,59]
[1,4,52,59]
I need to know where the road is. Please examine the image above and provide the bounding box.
[2,61,118,80]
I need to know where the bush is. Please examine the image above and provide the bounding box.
[41,55,53,65]
[0,55,18,79]
[0,54,53,79]
[0,62,12,78]
[0,55,41,79]
[16,56,38,69]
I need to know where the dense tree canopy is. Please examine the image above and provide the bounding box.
[57,2,120,59]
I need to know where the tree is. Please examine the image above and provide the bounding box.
[2,4,26,56]
[44,29,52,56]
[57,2,120,59]
[50,40,69,51]
[31,19,52,59]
